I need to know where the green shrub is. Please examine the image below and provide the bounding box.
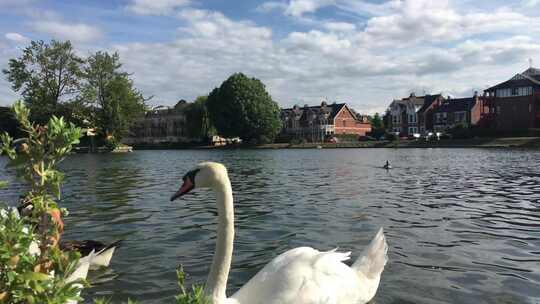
[0,101,84,303]
[175,267,211,304]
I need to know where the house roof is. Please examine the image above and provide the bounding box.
[282,102,345,119]
[486,67,540,91]
[417,94,443,113]
[433,97,476,113]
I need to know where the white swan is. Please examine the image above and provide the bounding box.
[170,162,388,304]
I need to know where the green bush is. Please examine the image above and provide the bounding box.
[0,101,84,304]
[334,133,358,142]
[175,267,210,304]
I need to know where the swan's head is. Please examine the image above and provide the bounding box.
[170,162,228,201]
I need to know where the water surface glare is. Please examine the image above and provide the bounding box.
[1,148,540,303]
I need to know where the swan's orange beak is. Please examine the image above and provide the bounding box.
[170,178,194,201]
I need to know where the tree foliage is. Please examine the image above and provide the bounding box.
[206,73,281,144]
[370,113,384,130]
[368,112,386,139]
[184,96,216,140]
[2,40,84,124]
[82,51,146,142]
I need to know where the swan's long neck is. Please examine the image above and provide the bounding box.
[206,175,234,303]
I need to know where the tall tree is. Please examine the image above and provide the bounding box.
[3,40,84,123]
[185,96,216,140]
[207,73,281,144]
[370,113,384,130]
[368,112,386,139]
[82,51,146,142]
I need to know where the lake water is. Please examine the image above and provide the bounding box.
[1,148,540,304]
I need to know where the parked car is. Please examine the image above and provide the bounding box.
[327,136,338,143]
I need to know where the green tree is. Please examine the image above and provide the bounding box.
[367,113,387,139]
[370,113,384,130]
[2,40,84,124]
[185,96,216,140]
[206,73,281,144]
[82,51,146,143]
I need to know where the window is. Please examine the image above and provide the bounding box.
[497,87,533,98]
[342,120,346,127]
[454,111,466,123]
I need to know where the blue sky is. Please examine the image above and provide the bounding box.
[1,0,540,113]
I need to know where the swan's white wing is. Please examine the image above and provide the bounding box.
[229,247,366,304]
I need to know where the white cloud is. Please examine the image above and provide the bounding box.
[284,0,335,17]
[523,0,540,7]
[33,21,102,43]
[323,22,356,32]
[127,0,191,15]
[5,32,29,43]
[357,1,540,47]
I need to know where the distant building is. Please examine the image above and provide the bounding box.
[124,100,193,145]
[387,93,426,136]
[417,94,445,134]
[432,93,487,132]
[483,67,540,130]
[280,101,371,142]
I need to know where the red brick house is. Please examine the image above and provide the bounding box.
[281,102,371,142]
[483,67,540,130]
[417,94,445,134]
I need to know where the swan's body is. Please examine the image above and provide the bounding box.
[171,162,388,304]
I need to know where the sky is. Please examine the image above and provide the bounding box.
[1,0,540,114]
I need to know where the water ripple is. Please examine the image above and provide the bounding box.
[1,148,540,303]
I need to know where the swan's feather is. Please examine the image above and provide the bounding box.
[352,227,388,279]
[229,230,386,304]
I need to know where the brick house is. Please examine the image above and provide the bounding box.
[280,102,371,142]
[388,93,445,136]
[483,67,540,130]
[432,94,487,132]
[417,94,445,134]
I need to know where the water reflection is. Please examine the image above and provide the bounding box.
[1,148,540,303]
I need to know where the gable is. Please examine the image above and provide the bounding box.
[333,104,360,123]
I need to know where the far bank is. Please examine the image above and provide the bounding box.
[128,137,540,150]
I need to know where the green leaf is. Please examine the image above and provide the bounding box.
[21,271,50,281]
